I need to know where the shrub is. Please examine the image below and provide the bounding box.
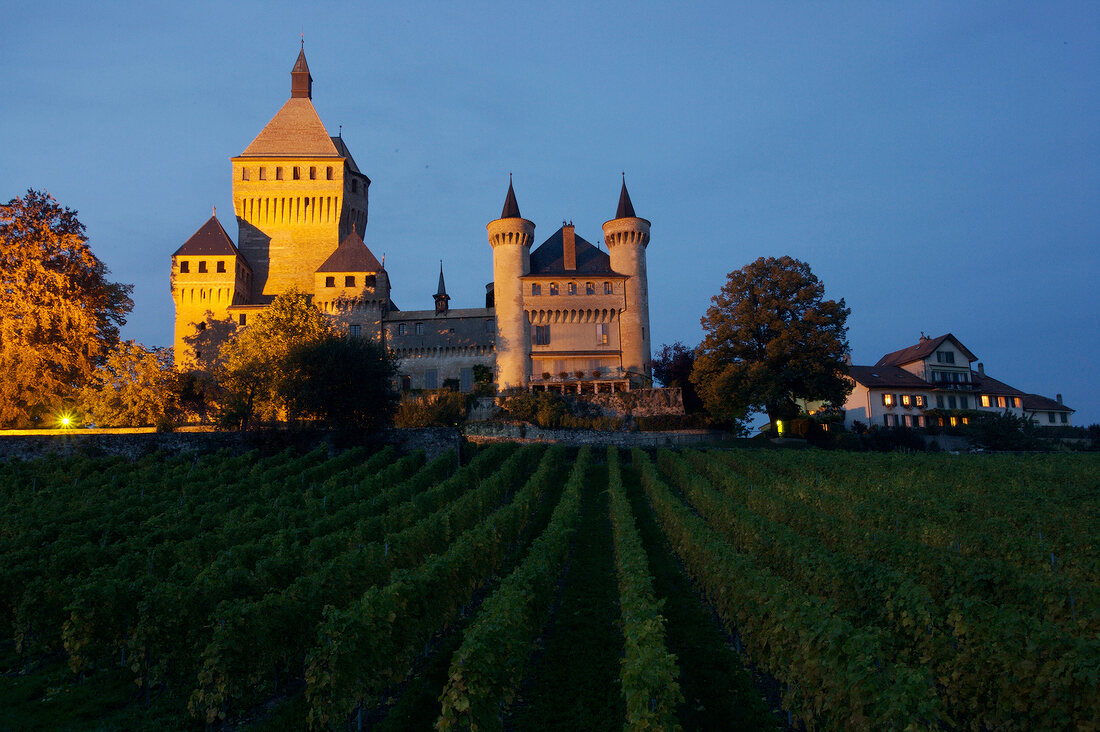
[393,390,467,428]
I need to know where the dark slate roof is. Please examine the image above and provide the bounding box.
[970,371,1028,397]
[316,229,383,273]
[615,179,636,219]
[528,227,621,276]
[173,216,243,258]
[848,365,933,389]
[436,265,447,296]
[1021,393,1074,412]
[876,333,977,367]
[331,136,363,174]
[501,179,521,219]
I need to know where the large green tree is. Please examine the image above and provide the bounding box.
[0,190,133,427]
[281,335,399,430]
[216,288,332,428]
[691,256,851,430]
[77,341,175,427]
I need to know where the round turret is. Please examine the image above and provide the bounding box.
[488,179,535,389]
[602,179,652,383]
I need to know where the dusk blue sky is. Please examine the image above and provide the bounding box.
[4,1,1097,424]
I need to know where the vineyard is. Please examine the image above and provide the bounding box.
[1,444,1097,730]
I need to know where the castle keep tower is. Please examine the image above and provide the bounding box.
[487,180,535,389]
[602,179,652,380]
[231,47,370,300]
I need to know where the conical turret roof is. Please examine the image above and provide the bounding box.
[500,178,522,219]
[615,178,637,219]
[436,263,447,297]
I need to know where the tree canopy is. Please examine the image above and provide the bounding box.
[652,341,703,413]
[216,288,332,428]
[691,256,851,430]
[0,190,133,427]
[77,340,175,427]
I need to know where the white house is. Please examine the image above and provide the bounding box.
[842,333,1074,429]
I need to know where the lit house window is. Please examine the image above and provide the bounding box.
[415,322,424,335]
[549,283,559,295]
[997,396,1007,408]
[532,283,541,295]
[534,325,550,345]
[1012,397,1021,408]
[981,395,991,407]
[950,416,959,427]
[882,393,895,407]
[914,395,925,407]
[586,282,595,295]
[901,394,912,407]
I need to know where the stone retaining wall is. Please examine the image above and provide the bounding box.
[463,421,730,448]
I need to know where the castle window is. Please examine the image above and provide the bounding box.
[179,261,189,273]
[596,323,608,345]
[424,370,437,389]
[276,167,284,180]
[239,314,247,326]
[534,325,551,345]
[309,166,316,180]
[349,324,361,338]
[365,274,376,287]
[604,281,612,294]
[586,282,595,295]
[216,261,226,273]
[293,167,300,180]
[351,179,359,193]
[549,283,559,296]
[531,283,541,296]
[415,322,424,335]
[400,375,411,391]
[345,275,356,287]
[326,166,334,180]
[398,324,407,335]
[325,276,335,287]
[485,319,493,332]
[259,167,266,180]
[198,261,208,273]
[567,282,577,295]
[242,168,250,181]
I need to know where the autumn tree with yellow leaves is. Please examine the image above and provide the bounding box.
[0,190,133,428]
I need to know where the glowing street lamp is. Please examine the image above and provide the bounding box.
[58,412,75,429]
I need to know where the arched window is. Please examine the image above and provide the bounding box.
[549,283,559,296]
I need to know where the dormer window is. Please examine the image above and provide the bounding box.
[936,351,955,364]
[179,261,189,273]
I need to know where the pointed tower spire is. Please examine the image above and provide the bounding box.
[501,174,521,219]
[291,43,313,99]
[615,174,636,219]
[434,261,451,315]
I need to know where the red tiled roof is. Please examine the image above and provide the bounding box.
[876,333,977,367]
[848,365,932,389]
[173,216,243,258]
[1021,393,1074,412]
[316,229,382,273]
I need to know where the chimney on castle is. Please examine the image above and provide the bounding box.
[562,222,576,271]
